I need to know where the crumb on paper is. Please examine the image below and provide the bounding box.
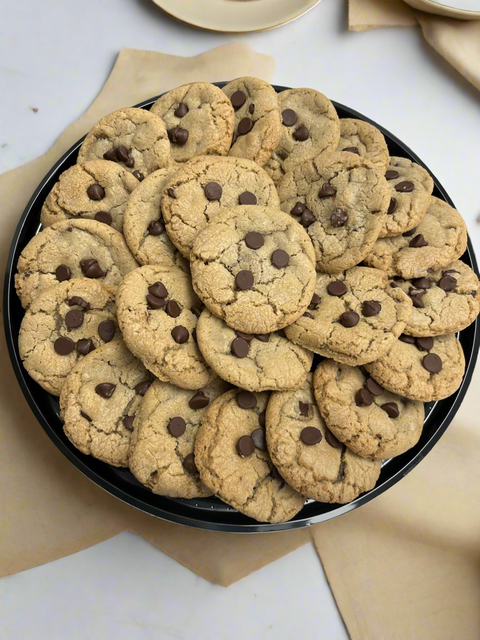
[1,143,7,148]
[31,107,38,113]
[477,213,480,224]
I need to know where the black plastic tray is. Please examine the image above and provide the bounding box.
[4,84,479,532]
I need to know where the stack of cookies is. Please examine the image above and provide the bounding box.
[15,79,480,524]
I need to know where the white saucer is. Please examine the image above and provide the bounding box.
[403,0,480,19]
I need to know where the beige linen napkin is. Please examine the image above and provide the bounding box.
[349,0,480,91]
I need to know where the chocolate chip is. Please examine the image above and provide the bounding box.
[192,328,197,343]
[390,280,399,288]
[95,382,116,398]
[94,211,112,225]
[251,428,266,450]
[231,337,250,358]
[293,125,309,141]
[291,202,306,216]
[167,188,175,198]
[233,330,252,342]
[123,415,135,431]
[339,310,359,328]
[67,296,90,310]
[325,430,342,448]
[395,181,414,193]
[81,411,92,422]
[245,231,263,249]
[271,465,285,488]
[189,391,210,410]
[103,148,117,161]
[403,227,417,237]
[412,277,431,289]
[299,401,309,416]
[237,118,253,135]
[125,154,134,169]
[98,320,115,342]
[385,170,399,180]
[76,338,95,355]
[416,336,434,351]
[238,191,257,205]
[422,353,442,373]
[132,170,144,181]
[65,309,84,329]
[54,337,74,355]
[300,427,322,445]
[56,265,71,282]
[231,131,238,146]
[148,220,165,235]
[411,295,425,309]
[365,377,383,396]
[115,146,129,163]
[80,259,106,279]
[182,453,198,475]
[174,102,189,117]
[230,90,247,109]
[282,109,297,126]
[330,208,348,227]
[249,103,255,114]
[171,326,189,344]
[166,300,181,318]
[388,198,397,215]
[362,300,381,317]
[191,306,203,318]
[355,388,372,407]
[327,280,347,297]
[168,127,189,145]
[319,182,336,198]
[343,146,359,154]
[135,380,151,396]
[409,234,428,248]
[87,184,105,200]
[168,416,186,437]
[303,312,314,319]
[149,282,168,299]
[308,293,321,310]
[272,249,289,269]
[146,294,165,309]
[237,435,255,457]
[204,182,222,201]
[235,270,254,290]
[300,209,316,228]
[399,334,416,344]
[443,269,460,276]
[258,410,266,427]
[438,275,457,292]
[381,402,400,418]
[255,333,270,342]
[236,390,257,409]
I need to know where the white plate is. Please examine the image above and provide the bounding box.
[151,0,322,33]
[403,0,480,19]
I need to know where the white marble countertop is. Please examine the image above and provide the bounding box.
[1,0,479,637]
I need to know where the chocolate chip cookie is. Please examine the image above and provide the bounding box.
[195,389,305,523]
[264,88,340,184]
[77,107,171,177]
[313,360,424,460]
[196,308,313,392]
[122,166,189,272]
[128,376,230,498]
[379,157,434,238]
[40,160,139,232]
[160,155,280,259]
[223,77,282,166]
[284,267,412,366]
[364,196,468,279]
[277,151,390,273]
[19,278,119,396]
[116,264,214,390]
[266,374,382,503]
[150,82,234,163]
[190,205,317,334]
[60,340,153,467]
[336,118,389,173]
[15,219,139,309]
[364,333,466,402]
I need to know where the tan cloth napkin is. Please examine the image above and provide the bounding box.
[349,0,480,91]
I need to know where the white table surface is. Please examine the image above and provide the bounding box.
[1,0,480,638]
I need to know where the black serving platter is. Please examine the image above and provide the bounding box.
[4,84,479,533]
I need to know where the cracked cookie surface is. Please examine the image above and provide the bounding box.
[150,82,234,163]
[336,118,389,173]
[128,377,230,498]
[41,160,139,232]
[277,151,390,273]
[284,267,412,366]
[77,107,171,176]
[161,155,280,259]
[266,374,381,503]
[19,278,119,396]
[365,333,465,402]
[190,205,317,334]
[59,340,153,467]
[15,218,139,309]
[116,264,215,390]
[313,360,424,460]
[223,77,282,166]
[195,389,305,523]
[196,308,313,392]
[364,196,467,279]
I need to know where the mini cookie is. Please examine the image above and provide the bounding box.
[116,264,214,390]
[60,340,153,467]
[364,333,465,402]
[379,157,434,238]
[313,360,424,460]
[196,308,313,392]
[161,156,280,259]
[15,219,138,309]
[77,107,171,177]
[122,166,189,272]
[223,77,282,166]
[336,118,389,173]
[277,151,390,273]
[190,205,317,334]
[128,377,230,498]
[264,88,340,184]
[284,267,412,366]
[364,196,467,279]
[40,160,139,232]
[150,82,234,162]
[19,279,119,396]
[266,374,381,503]
[195,389,305,523]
